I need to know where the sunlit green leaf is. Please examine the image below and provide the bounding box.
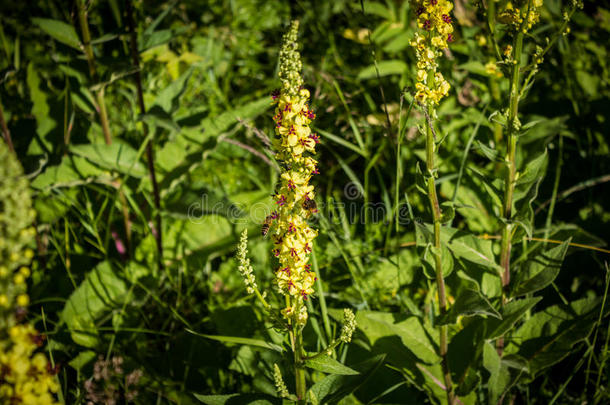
[32,17,81,49]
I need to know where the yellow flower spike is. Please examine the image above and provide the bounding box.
[270,20,319,325]
[410,0,454,107]
[1,141,60,405]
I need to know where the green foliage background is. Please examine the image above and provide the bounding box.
[0,0,609,403]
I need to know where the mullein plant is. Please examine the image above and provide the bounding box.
[236,21,356,403]
[410,1,456,404]
[485,0,582,354]
[0,141,60,404]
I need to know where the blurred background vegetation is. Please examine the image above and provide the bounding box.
[0,0,609,403]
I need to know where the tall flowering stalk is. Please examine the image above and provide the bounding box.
[270,20,319,402]
[410,1,455,404]
[492,0,545,355]
[270,20,319,323]
[0,141,60,404]
[235,20,356,403]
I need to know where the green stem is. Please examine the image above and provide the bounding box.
[497,1,529,356]
[76,0,112,145]
[125,0,164,270]
[292,299,307,403]
[95,88,112,145]
[425,105,455,405]
[76,0,95,78]
[0,100,15,153]
[312,251,332,343]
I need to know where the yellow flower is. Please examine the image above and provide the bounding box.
[410,0,453,106]
[485,61,503,78]
[271,21,319,323]
[0,324,60,404]
[17,294,30,307]
[19,266,31,277]
[14,273,25,285]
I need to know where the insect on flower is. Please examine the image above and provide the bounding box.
[302,197,318,214]
[261,214,275,237]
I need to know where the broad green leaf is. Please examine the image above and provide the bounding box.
[153,67,194,114]
[308,354,386,404]
[68,350,96,371]
[70,142,147,177]
[31,155,108,190]
[414,162,428,196]
[140,110,180,133]
[513,150,548,206]
[383,33,411,53]
[483,342,511,404]
[193,394,279,405]
[475,140,500,162]
[26,63,57,154]
[355,311,438,364]
[415,222,454,279]
[436,289,500,325]
[467,166,503,210]
[458,61,489,76]
[484,297,541,339]
[141,29,173,51]
[371,22,404,43]
[357,60,407,80]
[34,188,78,223]
[440,226,501,272]
[305,354,359,375]
[182,97,271,144]
[512,239,570,296]
[440,201,455,224]
[32,18,81,49]
[448,318,487,380]
[355,1,393,19]
[186,330,284,353]
[519,116,569,144]
[61,261,128,347]
[139,2,176,51]
[506,297,608,376]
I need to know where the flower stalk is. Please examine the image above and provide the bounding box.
[425,105,455,405]
[495,0,539,355]
[0,140,60,404]
[268,20,320,402]
[75,0,112,145]
[125,0,164,271]
[0,101,15,153]
[410,1,456,403]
